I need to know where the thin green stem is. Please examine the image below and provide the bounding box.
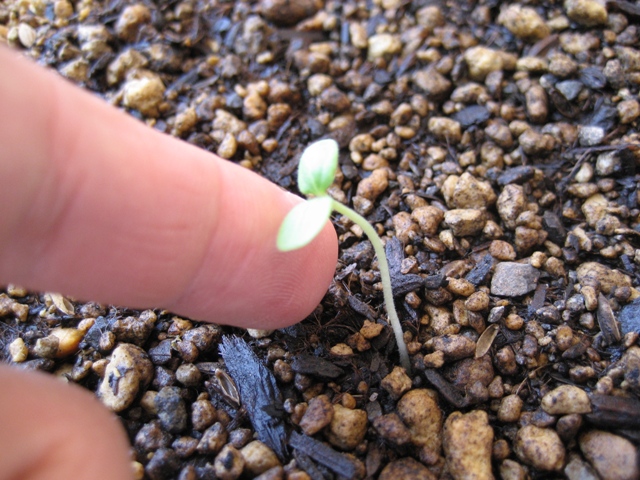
[331,200,411,372]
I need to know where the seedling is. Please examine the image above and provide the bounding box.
[277,139,411,371]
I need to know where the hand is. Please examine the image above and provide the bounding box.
[0,47,337,479]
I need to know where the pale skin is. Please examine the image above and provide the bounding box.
[0,47,337,479]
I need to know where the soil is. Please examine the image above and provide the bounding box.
[2,0,640,479]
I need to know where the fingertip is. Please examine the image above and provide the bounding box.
[0,365,133,480]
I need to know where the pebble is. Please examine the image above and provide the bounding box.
[514,425,565,471]
[356,169,389,201]
[491,262,540,296]
[596,151,621,176]
[381,366,412,399]
[123,71,165,118]
[372,413,412,446]
[191,399,217,431]
[441,173,496,209]
[411,206,444,235]
[113,310,156,345]
[197,422,228,455]
[497,184,525,229]
[412,68,452,98]
[155,386,188,433]
[107,49,148,86]
[564,0,607,26]
[580,430,639,480]
[489,240,516,260]
[9,337,28,362]
[367,33,402,60]
[299,394,333,436]
[444,209,486,237]
[34,327,85,358]
[326,404,368,450]
[500,459,528,480]
[619,298,640,335]
[135,420,172,451]
[578,125,605,146]
[464,46,516,81]
[443,410,494,480]
[145,448,180,480]
[241,440,281,476]
[378,457,437,480]
[564,453,600,480]
[115,4,151,42]
[217,133,238,159]
[430,334,476,361]
[541,385,591,414]
[618,99,640,124]
[619,346,640,391]
[214,445,245,480]
[97,343,153,412]
[497,5,550,41]
[260,0,320,26]
[428,117,461,143]
[576,262,632,294]
[17,23,36,48]
[498,394,523,423]
[397,389,443,452]
[213,109,247,136]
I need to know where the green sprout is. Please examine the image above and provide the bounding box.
[277,139,411,372]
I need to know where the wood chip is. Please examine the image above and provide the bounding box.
[289,431,361,479]
[219,336,288,460]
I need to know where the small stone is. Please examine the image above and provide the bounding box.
[397,389,442,451]
[155,386,188,434]
[367,33,402,60]
[356,169,389,201]
[498,394,523,423]
[464,46,516,81]
[489,240,516,260]
[381,366,412,399]
[241,441,281,476]
[107,49,148,86]
[123,71,165,118]
[441,173,496,210]
[556,80,583,101]
[214,445,245,480]
[596,152,621,176]
[115,4,151,42]
[444,209,486,237]
[135,420,172,451]
[60,58,89,83]
[565,453,600,480]
[579,125,605,146]
[564,0,607,26]
[379,457,436,480]
[498,5,550,41]
[217,133,238,159]
[576,262,632,294]
[9,337,28,362]
[326,404,368,450]
[444,410,494,480]
[430,334,476,361]
[412,68,452,98]
[491,262,540,296]
[213,109,247,136]
[360,320,384,339]
[98,343,153,412]
[191,399,217,431]
[299,394,333,436]
[145,448,180,480]
[618,99,640,124]
[526,84,548,124]
[465,291,490,311]
[541,385,591,414]
[428,117,461,143]
[197,422,228,455]
[620,298,640,335]
[409,206,443,235]
[373,413,412,446]
[515,425,565,471]
[497,184,525,230]
[260,0,320,26]
[580,430,639,480]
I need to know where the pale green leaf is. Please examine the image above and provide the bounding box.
[277,196,333,251]
[297,139,339,196]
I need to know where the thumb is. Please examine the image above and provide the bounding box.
[0,47,337,329]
